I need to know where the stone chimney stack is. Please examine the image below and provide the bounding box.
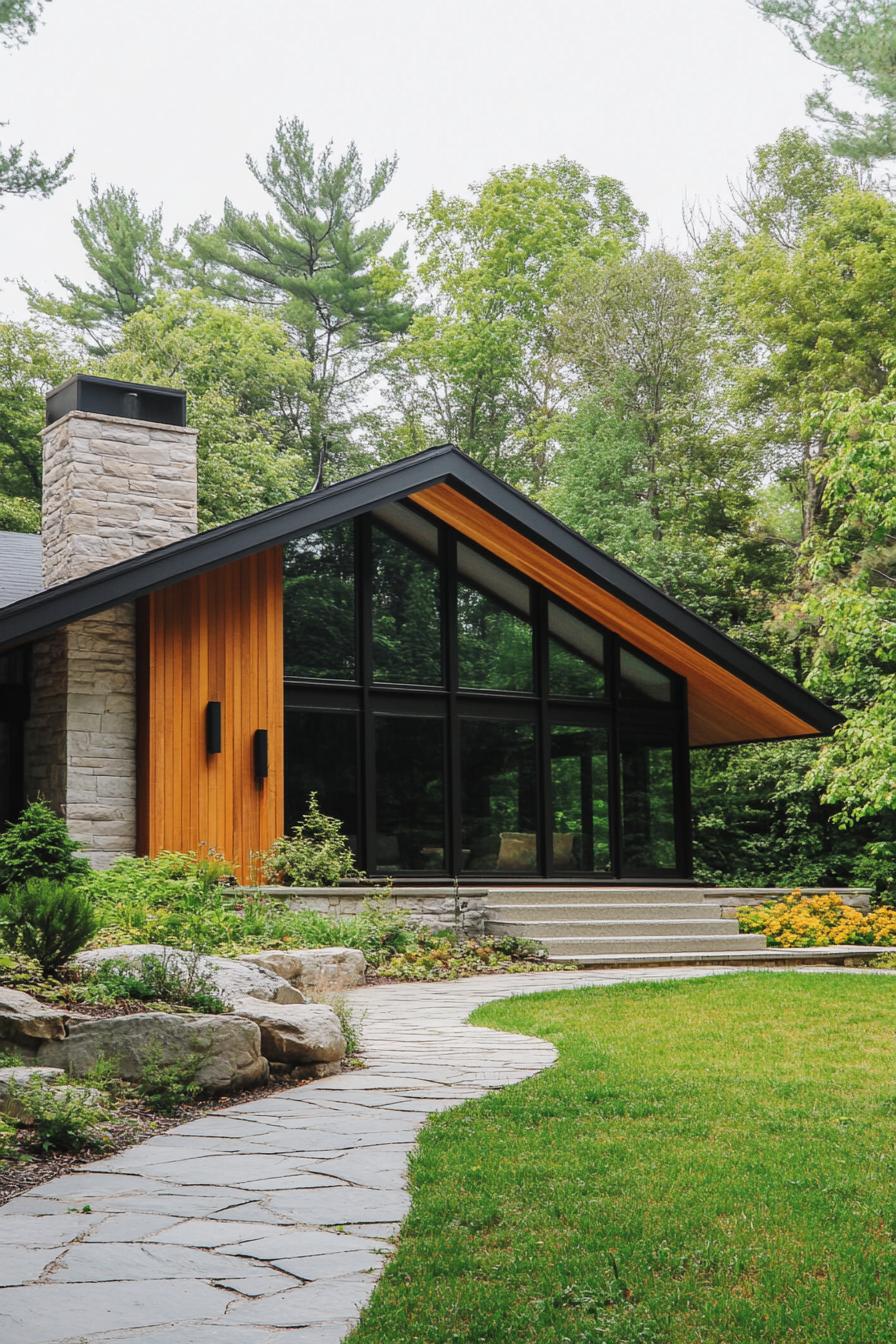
[41,375,198,586]
[25,376,198,867]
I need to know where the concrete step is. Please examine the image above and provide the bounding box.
[533,932,769,956]
[490,917,738,940]
[484,886,711,907]
[547,944,881,968]
[487,902,726,924]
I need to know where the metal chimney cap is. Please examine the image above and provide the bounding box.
[45,374,187,428]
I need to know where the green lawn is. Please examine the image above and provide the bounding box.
[347,973,896,1344]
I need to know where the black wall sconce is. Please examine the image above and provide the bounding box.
[253,728,269,782]
[205,701,222,755]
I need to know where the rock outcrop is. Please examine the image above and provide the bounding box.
[0,987,69,1049]
[37,1012,269,1094]
[229,998,346,1071]
[239,947,366,996]
[72,945,304,1005]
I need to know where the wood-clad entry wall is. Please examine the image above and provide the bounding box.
[412,484,819,747]
[137,550,284,880]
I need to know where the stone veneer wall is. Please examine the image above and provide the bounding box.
[27,411,198,867]
[246,887,489,940]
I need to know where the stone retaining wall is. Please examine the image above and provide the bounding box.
[243,887,489,939]
[710,887,873,916]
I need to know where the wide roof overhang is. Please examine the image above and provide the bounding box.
[0,444,840,747]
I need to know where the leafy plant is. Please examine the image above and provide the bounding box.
[0,877,98,974]
[14,1078,110,1154]
[325,993,364,1059]
[0,800,89,891]
[83,951,229,1014]
[136,1045,204,1114]
[260,794,363,887]
[737,891,896,948]
[0,1046,23,1067]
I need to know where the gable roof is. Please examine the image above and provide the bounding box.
[0,444,840,745]
[0,532,43,608]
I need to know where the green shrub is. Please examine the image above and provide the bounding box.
[15,1078,110,1154]
[326,993,364,1058]
[260,794,362,886]
[84,951,229,1014]
[0,800,89,890]
[0,877,99,975]
[136,1045,204,1114]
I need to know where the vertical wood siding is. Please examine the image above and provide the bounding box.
[138,549,284,880]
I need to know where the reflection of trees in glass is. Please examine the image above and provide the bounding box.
[549,639,604,698]
[372,525,442,685]
[284,709,358,847]
[551,725,610,871]
[548,603,605,698]
[621,741,676,871]
[375,715,446,870]
[457,584,533,691]
[460,720,537,870]
[283,523,355,680]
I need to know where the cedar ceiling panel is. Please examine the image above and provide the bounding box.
[411,483,818,747]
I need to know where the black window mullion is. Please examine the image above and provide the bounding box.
[442,526,461,876]
[535,587,551,879]
[358,515,376,874]
[606,634,623,877]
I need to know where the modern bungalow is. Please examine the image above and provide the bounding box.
[0,375,839,889]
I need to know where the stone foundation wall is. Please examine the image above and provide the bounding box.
[23,631,68,812]
[246,887,489,940]
[23,609,136,868]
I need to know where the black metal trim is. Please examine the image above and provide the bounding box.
[0,441,840,737]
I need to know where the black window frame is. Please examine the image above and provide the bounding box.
[282,505,692,881]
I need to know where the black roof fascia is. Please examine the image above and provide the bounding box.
[0,446,457,652]
[437,455,841,734]
[0,442,840,735]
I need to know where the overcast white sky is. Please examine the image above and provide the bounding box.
[0,0,838,318]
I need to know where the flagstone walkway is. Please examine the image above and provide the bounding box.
[0,965,829,1342]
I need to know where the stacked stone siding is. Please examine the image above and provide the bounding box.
[29,409,199,867]
[41,412,198,587]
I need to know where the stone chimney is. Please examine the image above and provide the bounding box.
[41,375,198,585]
[25,376,198,867]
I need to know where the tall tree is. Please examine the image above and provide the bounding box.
[101,290,309,527]
[706,148,896,548]
[0,0,72,203]
[25,180,178,352]
[188,118,412,485]
[0,319,70,531]
[749,1,896,165]
[389,160,645,490]
[550,248,771,634]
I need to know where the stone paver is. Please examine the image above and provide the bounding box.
[0,965,878,1342]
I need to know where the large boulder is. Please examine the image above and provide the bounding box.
[72,945,304,1005]
[36,1012,268,1094]
[239,947,366,995]
[0,986,68,1048]
[0,1066,102,1121]
[229,997,345,1070]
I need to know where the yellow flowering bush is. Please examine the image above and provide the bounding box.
[737,891,896,948]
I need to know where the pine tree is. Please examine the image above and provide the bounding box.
[0,0,72,204]
[188,118,412,485]
[750,1,896,165]
[25,180,178,352]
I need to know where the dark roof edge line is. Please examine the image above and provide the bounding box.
[0,447,457,649]
[440,458,841,734]
[0,442,840,735]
